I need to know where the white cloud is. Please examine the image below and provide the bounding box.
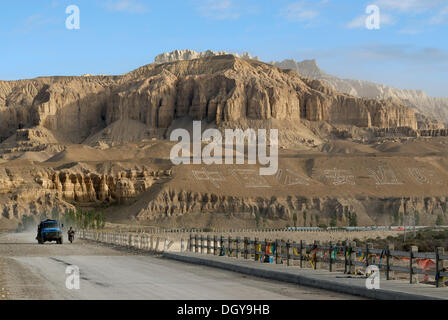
[349,43,448,64]
[195,0,242,20]
[14,14,57,33]
[430,6,448,24]
[103,0,149,14]
[374,0,445,13]
[280,1,319,22]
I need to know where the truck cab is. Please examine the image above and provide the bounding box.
[36,219,63,244]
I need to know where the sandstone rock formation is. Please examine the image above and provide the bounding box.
[154,49,257,64]
[271,58,448,127]
[0,54,445,229]
[0,54,418,147]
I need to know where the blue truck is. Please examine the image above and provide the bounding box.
[36,219,63,244]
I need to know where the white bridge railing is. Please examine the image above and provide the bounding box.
[78,230,188,253]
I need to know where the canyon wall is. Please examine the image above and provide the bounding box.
[134,188,448,226]
[0,55,418,145]
[272,58,448,127]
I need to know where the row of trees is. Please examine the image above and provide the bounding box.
[290,210,358,229]
[62,209,106,230]
[17,208,106,232]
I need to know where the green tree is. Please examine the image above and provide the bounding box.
[293,212,298,227]
[393,211,400,225]
[436,214,444,226]
[414,211,420,226]
[349,212,358,227]
[255,212,261,229]
[330,217,337,227]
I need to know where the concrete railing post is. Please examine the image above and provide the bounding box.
[386,244,394,280]
[212,235,217,255]
[329,241,334,272]
[207,235,211,255]
[200,235,204,254]
[348,241,356,274]
[236,237,241,259]
[313,240,320,270]
[366,243,373,268]
[275,239,279,264]
[409,246,418,284]
[220,236,224,256]
[436,247,445,288]
[254,237,259,262]
[300,240,305,268]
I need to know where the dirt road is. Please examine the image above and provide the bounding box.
[0,232,364,300]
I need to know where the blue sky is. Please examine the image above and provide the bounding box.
[1,0,447,96]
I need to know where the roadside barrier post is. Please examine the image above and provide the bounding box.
[213,235,217,255]
[181,238,185,252]
[254,238,259,262]
[275,239,279,264]
[236,237,241,259]
[264,239,268,261]
[228,236,232,257]
[366,243,373,268]
[286,240,291,266]
[220,236,224,255]
[329,241,334,272]
[200,235,204,254]
[313,240,319,270]
[189,234,193,252]
[195,234,198,253]
[410,246,418,284]
[348,241,356,274]
[300,240,305,268]
[436,247,445,288]
[244,237,249,259]
[207,235,211,254]
[386,243,394,280]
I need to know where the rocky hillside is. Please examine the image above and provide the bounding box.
[272,59,448,127]
[0,54,417,146]
[149,50,447,128]
[1,54,446,229]
[154,49,256,64]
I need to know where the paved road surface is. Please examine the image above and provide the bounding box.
[0,232,362,300]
